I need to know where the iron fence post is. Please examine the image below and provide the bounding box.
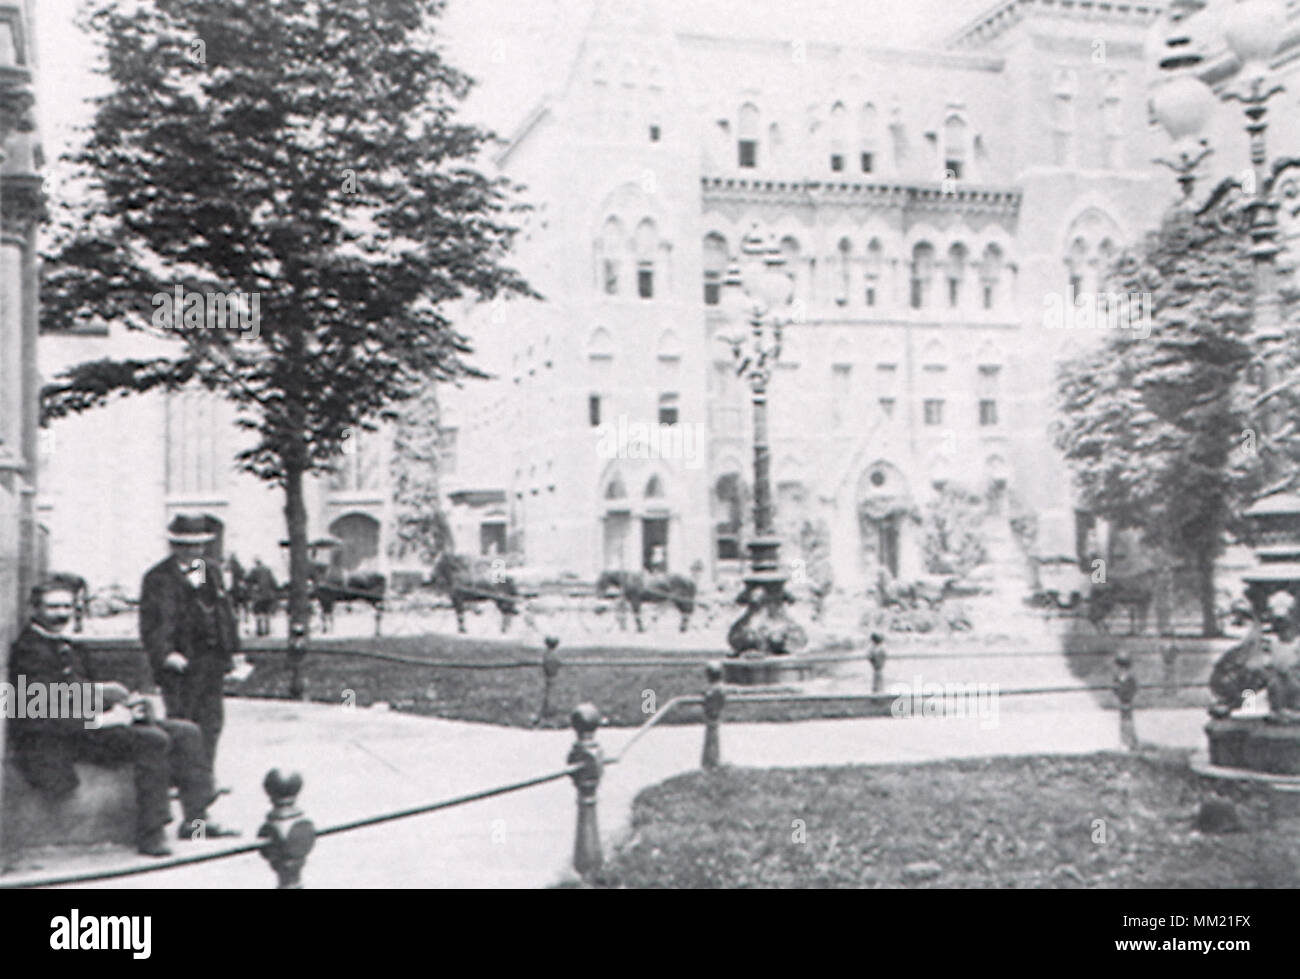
[258,769,316,888]
[702,661,725,770]
[868,633,887,694]
[535,636,561,726]
[1114,651,1138,750]
[567,703,604,883]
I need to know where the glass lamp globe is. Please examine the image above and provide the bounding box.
[720,262,754,324]
[1151,74,1215,142]
[1222,0,1284,75]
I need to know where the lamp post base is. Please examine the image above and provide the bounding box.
[726,570,807,659]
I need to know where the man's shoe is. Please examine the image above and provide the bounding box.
[178,819,241,840]
[137,832,173,858]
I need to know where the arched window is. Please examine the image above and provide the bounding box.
[645,475,665,499]
[865,238,884,307]
[605,473,628,500]
[1066,237,1088,297]
[858,103,879,174]
[910,242,936,309]
[768,122,783,167]
[980,243,1004,310]
[780,235,802,302]
[829,102,848,172]
[837,237,852,306]
[946,243,968,308]
[944,115,968,181]
[1102,73,1123,169]
[635,218,658,299]
[703,233,728,305]
[738,103,759,168]
[977,363,1001,427]
[598,216,624,295]
[1051,69,1078,167]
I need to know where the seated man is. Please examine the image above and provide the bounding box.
[7,582,238,857]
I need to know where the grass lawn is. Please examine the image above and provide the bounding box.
[587,750,1299,888]
[233,635,892,729]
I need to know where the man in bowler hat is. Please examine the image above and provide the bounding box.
[139,514,239,770]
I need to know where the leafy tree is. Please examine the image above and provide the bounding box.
[922,483,988,578]
[1054,203,1264,636]
[40,0,533,635]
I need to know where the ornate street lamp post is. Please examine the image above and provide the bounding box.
[718,225,807,659]
[1153,3,1300,762]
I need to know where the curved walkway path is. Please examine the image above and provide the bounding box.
[3,693,1209,890]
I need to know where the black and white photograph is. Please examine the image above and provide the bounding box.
[0,0,1291,946]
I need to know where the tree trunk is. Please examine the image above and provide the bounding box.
[284,456,311,637]
[1197,547,1218,638]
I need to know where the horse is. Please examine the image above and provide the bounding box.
[428,553,519,634]
[596,570,696,632]
[310,564,386,636]
[1085,579,1153,635]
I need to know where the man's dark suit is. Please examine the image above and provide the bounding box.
[7,624,217,843]
[139,557,238,766]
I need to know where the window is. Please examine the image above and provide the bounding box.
[980,244,1004,310]
[830,153,844,172]
[658,392,679,426]
[947,243,967,309]
[858,103,880,175]
[638,264,654,299]
[1051,69,1078,167]
[977,364,1000,427]
[865,238,883,308]
[836,238,852,306]
[166,389,225,496]
[589,394,602,427]
[879,397,896,418]
[738,103,759,168]
[945,160,963,180]
[703,233,727,306]
[923,399,944,426]
[436,428,456,479]
[911,243,935,310]
[599,216,624,296]
[831,363,852,428]
[649,124,661,142]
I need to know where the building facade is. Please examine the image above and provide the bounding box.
[442,0,1179,591]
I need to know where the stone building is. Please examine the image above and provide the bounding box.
[441,0,1178,591]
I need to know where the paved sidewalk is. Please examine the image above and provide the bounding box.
[0,691,1210,890]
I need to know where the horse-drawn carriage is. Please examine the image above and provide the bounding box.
[1030,555,1153,634]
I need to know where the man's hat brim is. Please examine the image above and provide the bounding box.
[169,532,215,544]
